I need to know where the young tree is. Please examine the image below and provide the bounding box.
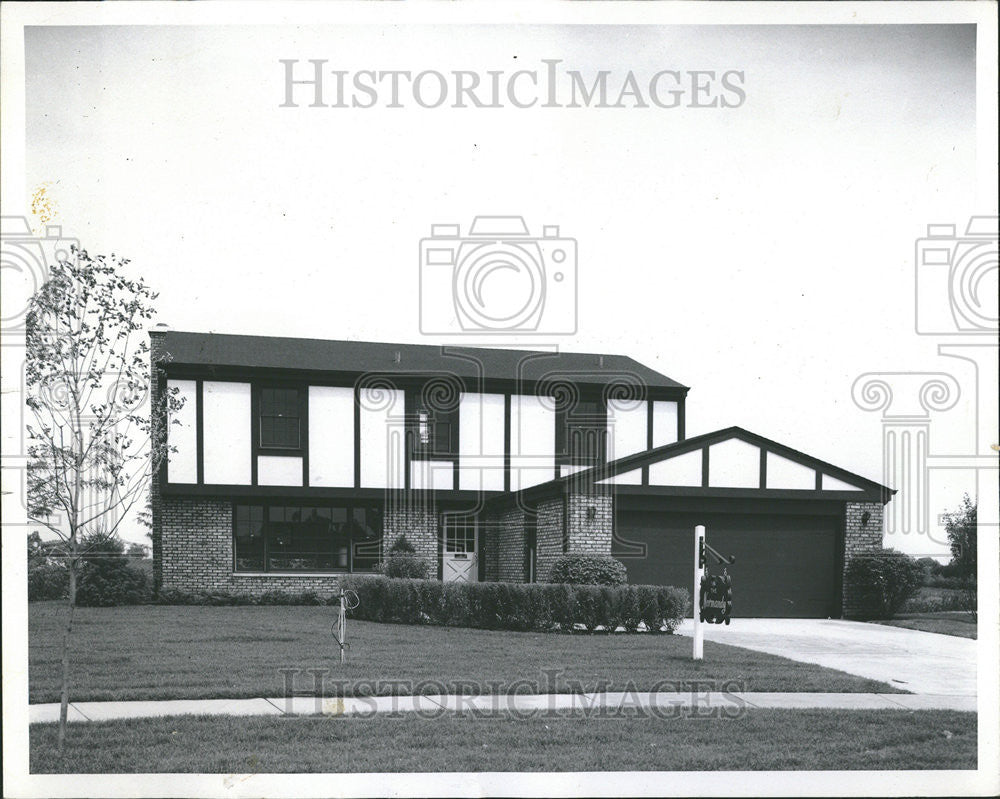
[944,494,977,617]
[25,245,182,752]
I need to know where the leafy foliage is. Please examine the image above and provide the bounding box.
[844,548,924,620]
[548,554,628,586]
[75,532,151,606]
[944,494,977,613]
[375,534,430,578]
[24,244,179,747]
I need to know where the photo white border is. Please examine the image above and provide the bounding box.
[2,2,997,797]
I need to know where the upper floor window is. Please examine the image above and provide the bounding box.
[557,398,606,464]
[408,390,459,459]
[259,387,301,449]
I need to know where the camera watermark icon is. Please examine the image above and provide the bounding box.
[854,216,998,548]
[915,216,998,336]
[1,217,79,536]
[1,216,78,344]
[419,215,577,336]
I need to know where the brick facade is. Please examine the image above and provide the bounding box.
[495,506,527,583]
[535,497,565,582]
[159,497,342,598]
[841,500,886,618]
[384,500,438,573]
[566,493,613,554]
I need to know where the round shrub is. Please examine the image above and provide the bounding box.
[75,532,151,606]
[378,554,430,579]
[28,563,69,601]
[77,560,150,606]
[548,554,627,586]
[844,548,923,620]
[376,535,431,579]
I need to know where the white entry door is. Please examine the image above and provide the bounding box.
[442,518,477,582]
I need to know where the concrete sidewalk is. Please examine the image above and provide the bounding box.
[28,690,977,725]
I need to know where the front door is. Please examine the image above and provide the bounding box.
[442,517,477,582]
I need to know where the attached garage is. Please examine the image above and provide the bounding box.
[612,502,842,618]
[507,426,893,619]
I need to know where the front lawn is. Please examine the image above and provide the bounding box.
[29,602,901,702]
[29,709,976,772]
[870,611,977,639]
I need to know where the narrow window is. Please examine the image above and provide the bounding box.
[259,387,301,449]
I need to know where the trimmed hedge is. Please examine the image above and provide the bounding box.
[844,548,923,620]
[340,575,689,633]
[548,554,627,586]
[152,589,325,606]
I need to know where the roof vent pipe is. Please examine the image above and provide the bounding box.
[599,355,604,368]
[393,351,401,364]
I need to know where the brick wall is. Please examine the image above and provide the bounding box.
[566,493,613,555]
[841,500,885,618]
[535,497,564,582]
[495,506,527,583]
[384,500,438,573]
[159,496,342,597]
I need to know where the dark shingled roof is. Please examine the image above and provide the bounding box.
[156,330,687,391]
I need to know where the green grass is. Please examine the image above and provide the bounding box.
[29,710,976,772]
[29,602,902,702]
[870,611,977,639]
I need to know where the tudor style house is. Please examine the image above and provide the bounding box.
[150,327,893,618]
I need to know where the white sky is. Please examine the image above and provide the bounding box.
[9,18,997,557]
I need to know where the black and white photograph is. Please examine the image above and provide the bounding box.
[1,2,997,797]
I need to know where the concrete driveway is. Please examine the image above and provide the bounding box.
[675,618,977,696]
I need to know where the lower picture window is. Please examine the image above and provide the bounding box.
[234,502,383,573]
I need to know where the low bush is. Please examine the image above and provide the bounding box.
[28,563,69,601]
[376,535,431,579]
[548,554,627,586]
[76,533,151,607]
[152,589,330,606]
[338,575,689,634]
[77,561,150,607]
[844,548,924,620]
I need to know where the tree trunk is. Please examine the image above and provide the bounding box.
[57,563,77,753]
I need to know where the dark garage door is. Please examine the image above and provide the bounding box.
[613,510,839,618]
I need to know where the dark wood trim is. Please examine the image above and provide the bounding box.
[815,470,823,491]
[301,387,310,487]
[250,385,259,486]
[643,399,653,486]
[163,482,503,502]
[195,379,204,485]
[701,446,709,488]
[678,398,686,441]
[503,394,511,493]
[617,493,846,517]
[606,485,881,503]
[353,386,361,489]
[161,363,689,402]
[758,447,766,490]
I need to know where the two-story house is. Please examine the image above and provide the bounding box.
[150,327,892,618]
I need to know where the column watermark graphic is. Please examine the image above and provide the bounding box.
[852,216,999,550]
[1,217,79,534]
